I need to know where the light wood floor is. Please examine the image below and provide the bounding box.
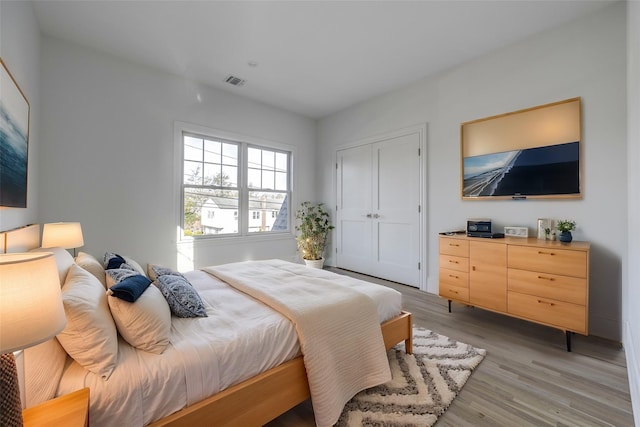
[266,268,634,427]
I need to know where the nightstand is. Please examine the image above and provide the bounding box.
[23,388,89,427]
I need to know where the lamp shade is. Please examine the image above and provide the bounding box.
[0,252,66,354]
[41,222,84,249]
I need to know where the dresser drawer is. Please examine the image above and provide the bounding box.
[440,237,469,257]
[440,283,469,302]
[508,245,587,278]
[508,268,586,305]
[439,255,469,273]
[507,291,586,334]
[439,267,468,289]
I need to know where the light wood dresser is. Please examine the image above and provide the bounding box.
[439,234,590,351]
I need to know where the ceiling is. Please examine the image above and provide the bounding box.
[32,1,615,119]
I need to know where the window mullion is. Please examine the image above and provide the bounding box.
[239,143,249,236]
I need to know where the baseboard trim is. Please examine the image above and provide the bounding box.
[624,321,640,426]
[588,313,622,342]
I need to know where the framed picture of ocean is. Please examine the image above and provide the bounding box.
[461,98,581,200]
[1,58,30,208]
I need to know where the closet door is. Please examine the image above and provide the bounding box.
[373,134,420,286]
[336,130,421,287]
[336,144,373,274]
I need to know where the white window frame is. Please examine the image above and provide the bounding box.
[174,121,295,243]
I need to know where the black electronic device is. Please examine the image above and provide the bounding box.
[479,232,505,238]
[467,219,492,237]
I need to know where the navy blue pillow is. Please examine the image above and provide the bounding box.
[105,253,127,270]
[110,274,152,303]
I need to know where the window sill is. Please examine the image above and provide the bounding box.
[178,232,294,248]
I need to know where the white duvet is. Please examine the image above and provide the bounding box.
[206,260,393,427]
[56,263,402,426]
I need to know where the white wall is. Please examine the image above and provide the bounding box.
[625,1,640,424]
[38,37,316,269]
[1,0,637,417]
[318,2,627,341]
[0,1,40,232]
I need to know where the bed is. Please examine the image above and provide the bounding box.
[5,225,413,427]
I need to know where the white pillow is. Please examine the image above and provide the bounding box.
[75,251,107,288]
[30,247,75,286]
[24,338,68,406]
[108,285,171,354]
[57,264,118,379]
[123,255,146,277]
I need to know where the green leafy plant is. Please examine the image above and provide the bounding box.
[556,220,576,232]
[295,202,334,260]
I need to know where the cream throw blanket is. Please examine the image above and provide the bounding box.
[204,259,391,427]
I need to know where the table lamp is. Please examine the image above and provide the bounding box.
[41,222,84,256]
[0,252,66,427]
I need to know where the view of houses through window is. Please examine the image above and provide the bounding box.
[182,132,290,237]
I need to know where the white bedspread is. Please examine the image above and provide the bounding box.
[53,262,402,427]
[205,259,392,427]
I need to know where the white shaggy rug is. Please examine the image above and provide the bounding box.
[335,327,486,427]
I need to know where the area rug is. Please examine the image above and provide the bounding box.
[335,327,486,427]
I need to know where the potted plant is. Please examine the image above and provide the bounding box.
[295,201,334,268]
[556,220,576,243]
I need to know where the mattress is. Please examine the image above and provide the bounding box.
[56,265,403,426]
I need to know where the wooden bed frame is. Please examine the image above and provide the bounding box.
[150,311,413,427]
[2,224,413,427]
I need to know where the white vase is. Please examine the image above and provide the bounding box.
[304,258,324,269]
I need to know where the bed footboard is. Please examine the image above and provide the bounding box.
[381,311,413,354]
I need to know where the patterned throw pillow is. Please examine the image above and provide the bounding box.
[147,264,186,281]
[154,274,207,318]
[103,252,146,276]
[106,267,140,285]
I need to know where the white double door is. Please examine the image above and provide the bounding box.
[336,129,422,287]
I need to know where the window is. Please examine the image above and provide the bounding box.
[181,131,291,238]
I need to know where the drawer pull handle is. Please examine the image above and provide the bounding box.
[449,243,460,247]
[537,299,555,306]
[537,251,556,256]
[449,289,458,294]
[449,260,459,264]
[449,274,459,279]
[537,275,555,281]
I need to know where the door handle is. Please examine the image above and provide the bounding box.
[373,213,380,219]
[365,213,372,218]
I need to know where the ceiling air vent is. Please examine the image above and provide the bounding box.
[224,75,246,87]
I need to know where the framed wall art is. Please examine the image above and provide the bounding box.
[536,218,555,240]
[1,58,30,208]
[461,98,581,200]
